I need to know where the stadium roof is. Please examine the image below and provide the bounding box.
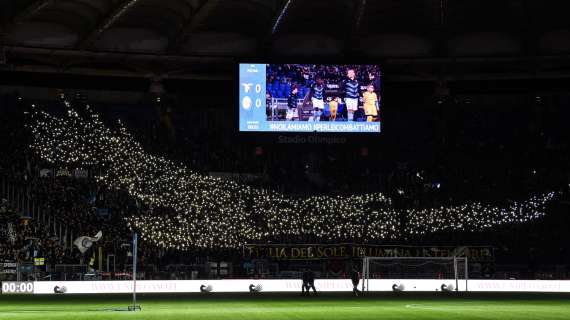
[1,0,570,81]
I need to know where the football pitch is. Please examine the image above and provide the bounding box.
[1,293,569,320]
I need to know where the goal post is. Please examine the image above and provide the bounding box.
[362,256,469,292]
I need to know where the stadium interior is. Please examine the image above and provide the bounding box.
[1,0,570,319]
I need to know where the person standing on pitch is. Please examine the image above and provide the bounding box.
[351,269,361,296]
[301,269,310,295]
[307,269,317,295]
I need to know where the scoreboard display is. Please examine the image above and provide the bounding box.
[238,63,382,133]
[1,282,34,294]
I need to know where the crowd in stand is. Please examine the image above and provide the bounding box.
[0,91,569,280]
[267,64,381,88]
[0,201,67,265]
[0,95,156,273]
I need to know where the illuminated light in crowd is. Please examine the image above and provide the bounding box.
[26,103,559,249]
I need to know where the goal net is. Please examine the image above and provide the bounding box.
[362,257,469,292]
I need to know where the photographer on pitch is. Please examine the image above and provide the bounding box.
[307,269,317,296]
[301,269,317,296]
[301,269,309,295]
[351,268,361,296]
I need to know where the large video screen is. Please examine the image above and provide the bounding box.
[238,64,382,133]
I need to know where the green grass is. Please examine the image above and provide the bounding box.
[1,293,570,319]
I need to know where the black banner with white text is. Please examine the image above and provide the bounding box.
[243,244,494,261]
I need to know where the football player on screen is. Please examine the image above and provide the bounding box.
[311,77,325,121]
[343,68,360,121]
[368,70,381,95]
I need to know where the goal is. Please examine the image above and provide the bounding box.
[361,256,469,292]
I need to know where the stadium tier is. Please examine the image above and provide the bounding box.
[0,92,568,284]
